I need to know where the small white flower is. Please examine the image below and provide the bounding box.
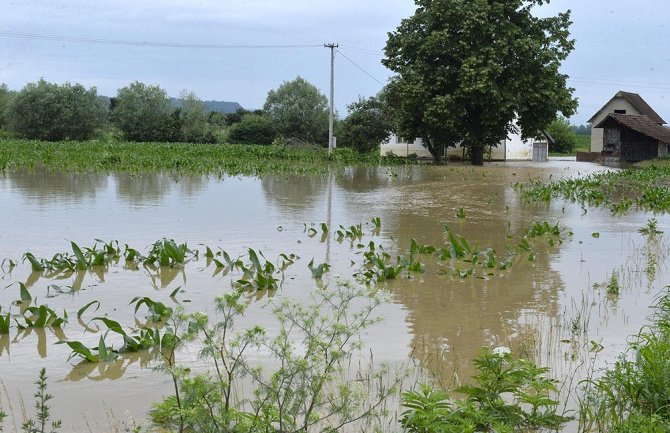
[492,346,511,356]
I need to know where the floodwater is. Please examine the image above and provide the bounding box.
[0,162,668,432]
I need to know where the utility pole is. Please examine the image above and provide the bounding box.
[324,43,338,155]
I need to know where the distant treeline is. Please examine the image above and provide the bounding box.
[0,78,394,153]
[571,124,590,135]
[0,79,590,153]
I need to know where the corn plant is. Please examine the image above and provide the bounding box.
[130,297,174,322]
[144,239,197,267]
[16,305,67,329]
[307,258,331,279]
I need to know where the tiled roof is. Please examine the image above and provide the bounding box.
[594,114,670,143]
[588,91,666,125]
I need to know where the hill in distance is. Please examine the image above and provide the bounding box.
[169,97,243,114]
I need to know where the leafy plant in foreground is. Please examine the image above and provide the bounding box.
[21,368,61,433]
[151,283,401,433]
[402,347,569,433]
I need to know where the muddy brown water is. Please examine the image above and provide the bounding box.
[0,162,668,431]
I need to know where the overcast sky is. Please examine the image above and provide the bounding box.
[1,0,669,124]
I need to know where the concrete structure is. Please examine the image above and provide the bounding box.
[381,126,549,161]
[589,91,666,152]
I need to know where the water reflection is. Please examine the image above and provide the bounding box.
[113,172,206,205]
[3,168,107,203]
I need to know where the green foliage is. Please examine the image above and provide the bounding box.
[226,113,276,145]
[546,116,578,153]
[112,81,177,142]
[151,284,397,433]
[337,92,394,153]
[402,348,569,433]
[518,165,670,213]
[263,76,329,145]
[0,139,411,176]
[0,83,15,129]
[6,79,105,141]
[383,0,577,164]
[21,369,61,433]
[639,218,663,237]
[580,290,670,432]
[178,91,216,144]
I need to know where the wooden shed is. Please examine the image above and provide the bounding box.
[593,114,670,162]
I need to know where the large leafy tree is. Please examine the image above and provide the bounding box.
[263,77,329,145]
[383,0,577,164]
[112,81,177,142]
[6,80,105,141]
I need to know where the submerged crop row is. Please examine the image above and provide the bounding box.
[0,139,412,176]
[516,165,670,213]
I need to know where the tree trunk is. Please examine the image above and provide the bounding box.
[471,144,485,166]
[424,137,443,164]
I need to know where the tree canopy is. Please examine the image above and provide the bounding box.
[383,0,577,164]
[112,81,176,142]
[6,80,105,141]
[263,77,329,145]
[337,90,395,153]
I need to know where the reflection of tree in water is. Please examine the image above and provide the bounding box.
[4,168,107,203]
[260,175,327,214]
[113,173,206,205]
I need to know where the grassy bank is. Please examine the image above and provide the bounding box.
[517,165,670,213]
[0,139,410,176]
[579,290,670,432]
[549,134,590,157]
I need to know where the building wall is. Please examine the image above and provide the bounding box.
[382,130,533,161]
[590,99,640,152]
[380,136,433,158]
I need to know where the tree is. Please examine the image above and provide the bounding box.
[179,91,216,143]
[227,113,276,145]
[112,81,175,142]
[337,92,395,153]
[263,77,329,145]
[546,116,577,153]
[0,83,14,130]
[383,0,577,165]
[6,79,105,141]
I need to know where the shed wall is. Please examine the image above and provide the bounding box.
[590,99,640,152]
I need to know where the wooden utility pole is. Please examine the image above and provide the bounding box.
[324,43,338,155]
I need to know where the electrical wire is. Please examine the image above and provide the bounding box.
[336,49,386,86]
[0,31,322,49]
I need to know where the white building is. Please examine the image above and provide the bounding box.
[381,127,549,161]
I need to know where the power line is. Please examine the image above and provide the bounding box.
[0,31,322,49]
[336,49,385,86]
[338,45,384,56]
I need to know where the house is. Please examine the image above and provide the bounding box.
[593,114,670,162]
[381,126,551,161]
[589,91,666,152]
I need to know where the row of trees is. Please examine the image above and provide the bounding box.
[0,76,394,152]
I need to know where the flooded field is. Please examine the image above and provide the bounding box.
[0,161,668,431]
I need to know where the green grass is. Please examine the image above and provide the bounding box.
[0,139,411,176]
[579,290,670,432]
[549,134,590,156]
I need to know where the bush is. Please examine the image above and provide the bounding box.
[6,80,105,141]
[547,116,578,153]
[402,347,569,433]
[337,95,394,153]
[227,113,275,145]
